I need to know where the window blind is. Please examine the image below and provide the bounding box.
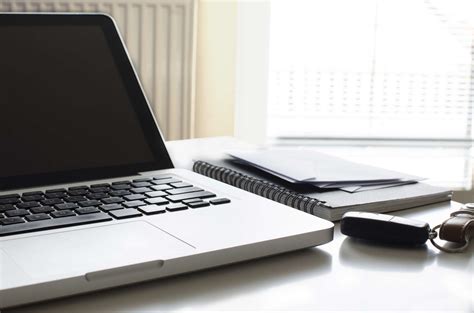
[267,0,474,140]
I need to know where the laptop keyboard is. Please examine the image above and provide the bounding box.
[0,175,231,237]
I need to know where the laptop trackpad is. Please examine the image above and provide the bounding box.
[1,221,195,280]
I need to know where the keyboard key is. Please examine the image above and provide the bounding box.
[170,182,193,188]
[68,189,89,196]
[109,190,131,197]
[133,177,153,182]
[51,210,76,218]
[166,203,188,212]
[182,198,203,204]
[90,183,110,188]
[22,191,44,196]
[0,194,20,199]
[21,194,44,201]
[150,184,173,191]
[30,206,55,214]
[166,191,216,203]
[112,180,131,185]
[109,209,142,219]
[111,184,131,190]
[68,185,89,191]
[130,187,152,194]
[41,198,64,205]
[17,201,41,209]
[78,200,101,207]
[188,201,210,209]
[0,213,112,236]
[45,192,67,199]
[102,197,125,204]
[87,192,109,200]
[55,203,79,210]
[131,182,152,188]
[138,205,166,215]
[89,187,110,193]
[0,204,15,213]
[210,198,231,205]
[25,213,50,222]
[0,198,21,204]
[144,197,169,205]
[45,188,66,193]
[123,200,146,208]
[64,196,88,203]
[5,209,30,217]
[145,191,167,198]
[76,206,101,215]
[166,187,203,195]
[124,194,146,201]
[0,217,25,225]
[100,203,123,212]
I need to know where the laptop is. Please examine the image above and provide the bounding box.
[0,13,334,308]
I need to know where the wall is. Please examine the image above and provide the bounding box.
[194,0,237,138]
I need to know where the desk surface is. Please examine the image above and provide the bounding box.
[8,137,473,312]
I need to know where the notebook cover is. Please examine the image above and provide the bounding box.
[193,158,452,221]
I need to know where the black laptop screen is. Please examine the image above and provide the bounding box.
[0,15,173,190]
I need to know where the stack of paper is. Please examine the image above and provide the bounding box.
[227,149,422,193]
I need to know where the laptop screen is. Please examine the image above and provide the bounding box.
[0,14,173,190]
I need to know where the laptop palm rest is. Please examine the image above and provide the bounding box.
[0,221,195,283]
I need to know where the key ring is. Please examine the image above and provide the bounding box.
[429,224,471,253]
[451,210,474,217]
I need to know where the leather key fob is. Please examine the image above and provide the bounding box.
[439,204,474,244]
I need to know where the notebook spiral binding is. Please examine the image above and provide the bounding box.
[193,161,330,214]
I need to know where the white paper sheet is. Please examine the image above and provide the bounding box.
[228,149,422,184]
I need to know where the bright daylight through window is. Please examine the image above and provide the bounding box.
[267,0,474,141]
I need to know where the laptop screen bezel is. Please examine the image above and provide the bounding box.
[0,13,174,191]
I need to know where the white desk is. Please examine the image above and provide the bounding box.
[7,137,473,312]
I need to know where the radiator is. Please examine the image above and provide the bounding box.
[0,0,196,140]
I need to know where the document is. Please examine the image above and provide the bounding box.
[227,149,422,187]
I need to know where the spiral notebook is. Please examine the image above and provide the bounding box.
[193,158,452,221]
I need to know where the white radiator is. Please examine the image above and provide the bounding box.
[0,0,196,140]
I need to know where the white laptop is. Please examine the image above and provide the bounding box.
[0,13,334,308]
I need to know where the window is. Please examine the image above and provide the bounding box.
[267,0,474,141]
